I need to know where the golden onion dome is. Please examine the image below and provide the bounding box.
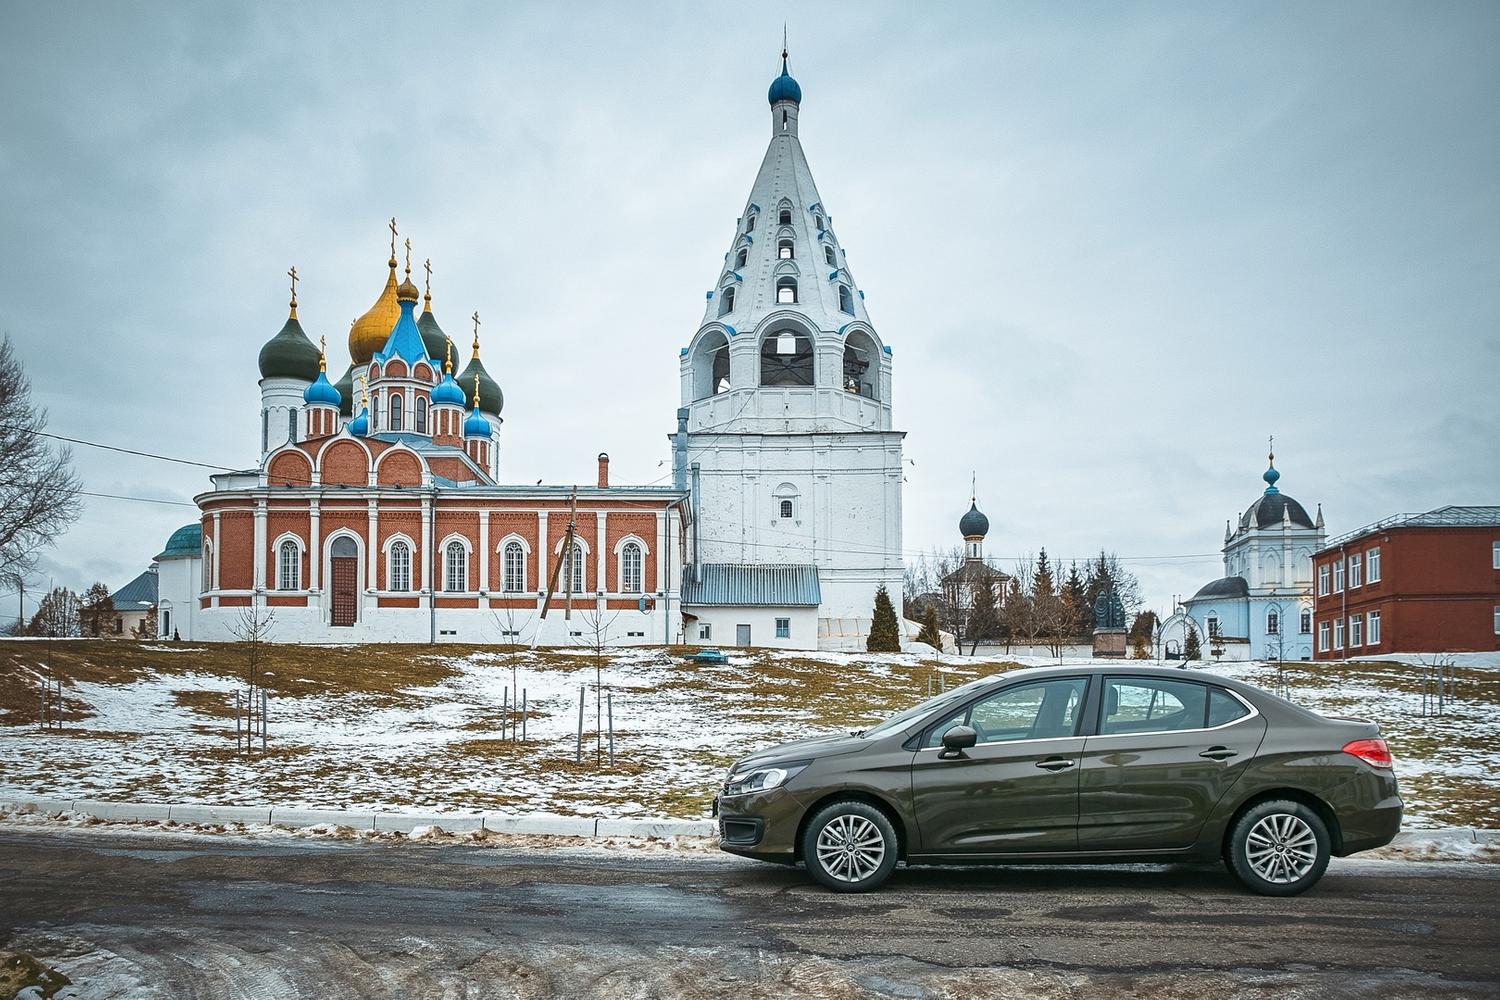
[348,255,402,364]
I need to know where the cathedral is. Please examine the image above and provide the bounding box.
[156,50,906,649]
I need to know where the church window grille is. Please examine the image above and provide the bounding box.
[415,397,427,434]
[824,245,835,266]
[735,248,747,269]
[760,331,813,387]
[564,541,586,594]
[389,393,403,432]
[1266,610,1279,635]
[776,276,798,304]
[778,208,792,225]
[277,540,300,591]
[287,408,297,443]
[778,239,794,260]
[780,499,794,519]
[389,541,411,592]
[838,284,854,315]
[621,542,643,594]
[445,541,466,592]
[1299,610,1312,634]
[503,541,526,592]
[718,286,735,316]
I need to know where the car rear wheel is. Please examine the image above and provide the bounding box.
[1226,799,1331,896]
[801,800,898,893]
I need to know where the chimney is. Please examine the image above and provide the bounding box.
[597,452,610,489]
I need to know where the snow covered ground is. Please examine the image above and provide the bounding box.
[0,641,1496,825]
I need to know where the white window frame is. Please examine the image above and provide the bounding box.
[1334,618,1345,650]
[1367,546,1381,582]
[775,617,790,639]
[699,623,712,640]
[1318,564,1329,596]
[1494,605,1500,636]
[1266,609,1279,636]
[1333,559,1345,593]
[1368,610,1381,645]
[389,540,411,592]
[554,536,590,595]
[1318,621,1330,652]
[1349,553,1362,588]
[503,540,527,593]
[274,534,303,591]
[613,535,649,595]
[202,540,214,592]
[1349,613,1363,647]
[1206,615,1220,639]
[441,535,471,593]
[1493,541,1500,571]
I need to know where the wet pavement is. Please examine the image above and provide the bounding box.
[1,827,1497,997]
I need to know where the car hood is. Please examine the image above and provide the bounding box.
[731,731,868,772]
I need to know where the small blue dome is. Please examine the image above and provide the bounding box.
[349,407,369,437]
[463,405,490,439]
[432,373,466,407]
[959,501,990,539]
[303,370,341,407]
[1263,463,1281,493]
[768,58,801,105]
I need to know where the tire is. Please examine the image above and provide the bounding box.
[800,800,899,893]
[1225,799,1331,896]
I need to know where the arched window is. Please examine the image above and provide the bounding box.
[389,393,403,431]
[824,245,835,266]
[621,542,643,593]
[815,214,825,231]
[838,284,854,315]
[843,331,878,399]
[503,541,526,592]
[776,276,797,304]
[389,541,411,592]
[718,286,735,316]
[760,331,814,387]
[445,540,466,592]
[277,540,300,590]
[778,239,794,260]
[778,208,792,225]
[692,330,731,399]
[745,214,756,233]
[1266,609,1280,635]
[201,541,213,591]
[780,499,794,519]
[415,397,427,434]
[564,541,586,594]
[287,408,297,443]
[735,248,747,269]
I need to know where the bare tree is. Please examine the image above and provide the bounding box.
[0,335,81,581]
[80,581,113,636]
[491,603,534,650]
[228,595,276,697]
[132,605,158,640]
[575,606,620,765]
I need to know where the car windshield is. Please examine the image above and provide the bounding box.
[861,676,998,738]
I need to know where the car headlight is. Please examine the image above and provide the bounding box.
[723,761,809,797]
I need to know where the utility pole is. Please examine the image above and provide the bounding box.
[538,487,579,623]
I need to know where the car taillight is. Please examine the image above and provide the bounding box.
[1342,738,1393,769]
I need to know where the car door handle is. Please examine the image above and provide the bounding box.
[1199,746,1238,761]
[1035,757,1076,771]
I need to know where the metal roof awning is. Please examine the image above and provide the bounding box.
[682,563,822,607]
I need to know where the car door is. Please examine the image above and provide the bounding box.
[910,676,1089,856]
[1076,676,1268,852]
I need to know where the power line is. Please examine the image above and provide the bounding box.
[40,431,236,472]
[79,490,196,507]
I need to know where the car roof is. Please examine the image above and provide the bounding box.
[972,662,1257,693]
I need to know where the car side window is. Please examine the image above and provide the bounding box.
[1099,677,1209,736]
[924,677,1087,747]
[1208,688,1250,727]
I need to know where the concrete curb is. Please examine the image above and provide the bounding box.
[0,798,715,840]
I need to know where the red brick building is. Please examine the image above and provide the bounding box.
[1312,506,1500,658]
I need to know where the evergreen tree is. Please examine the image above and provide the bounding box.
[1183,623,1202,662]
[866,584,902,652]
[1130,611,1157,659]
[967,580,1000,655]
[1033,547,1055,598]
[915,604,943,651]
[1001,576,1026,653]
[1061,563,1088,642]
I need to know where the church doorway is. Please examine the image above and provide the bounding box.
[330,536,359,627]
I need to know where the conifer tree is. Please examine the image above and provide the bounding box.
[1061,563,1088,642]
[1033,547,1055,598]
[1183,624,1202,662]
[915,604,943,651]
[866,584,901,652]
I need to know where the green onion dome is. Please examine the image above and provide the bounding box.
[257,308,320,381]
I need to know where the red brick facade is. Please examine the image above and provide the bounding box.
[1312,519,1500,658]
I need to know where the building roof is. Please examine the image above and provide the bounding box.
[681,563,821,606]
[110,567,158,609]
[1190,576,1250,602]
[1321,505,1500,550]
[156,522,202,560]
[1240,491,1315,531]
[942,560,1010,586]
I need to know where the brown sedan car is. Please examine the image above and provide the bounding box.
[716,665,1401,894]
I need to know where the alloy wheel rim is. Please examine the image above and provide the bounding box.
[1245,813,1318,884]
[815,814,886,883]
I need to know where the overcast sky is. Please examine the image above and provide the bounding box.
[3,1,1496,619]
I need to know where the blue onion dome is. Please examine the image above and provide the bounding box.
[348,405,369,437]
[959,501,989,539]
[303,369,341,407]
[334,363,357,417]
[768,53,801,105]
[258,307,321,381]
[1263,464,1281,493]
[432,370,466,407]
[463,404,491,438]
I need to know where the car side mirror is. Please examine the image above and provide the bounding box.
[938,725,977,759]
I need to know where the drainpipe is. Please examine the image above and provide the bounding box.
[673,408,689,491]
[690,462,701,584]
[429,485,438,645]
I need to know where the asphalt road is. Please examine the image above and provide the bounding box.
[1,828,1496,999]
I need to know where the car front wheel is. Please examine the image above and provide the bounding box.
[801,800,898,893]
[1226,799,1331,896]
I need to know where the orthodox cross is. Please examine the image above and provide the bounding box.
[403,237,412,273]
[472,311,481,350]
[287,265,299,304]
[318,335,326,371]
[1268,434,1275,465]
[423,258,433,297]
[388,217,398,258]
